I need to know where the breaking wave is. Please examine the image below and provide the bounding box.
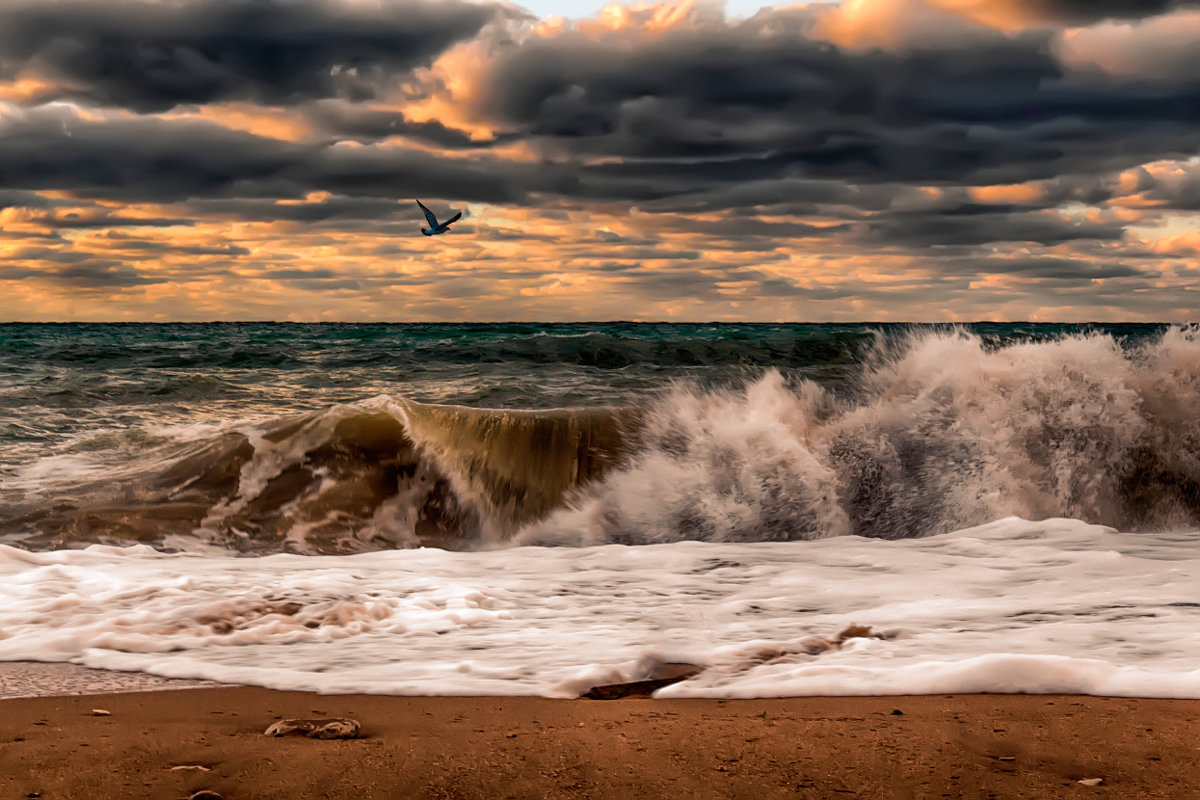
[5,327,1199,553]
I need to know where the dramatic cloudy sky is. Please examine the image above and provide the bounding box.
[2,0,1199,321]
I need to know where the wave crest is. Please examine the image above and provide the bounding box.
[6,327,1199,553]
[521,326,1200,545]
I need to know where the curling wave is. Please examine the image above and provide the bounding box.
[5,326,1199,553]
[3,398,637,554]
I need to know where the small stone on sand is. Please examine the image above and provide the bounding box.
[1078,778,1104,787]
[264,717,361,739]
[89,709,111,716]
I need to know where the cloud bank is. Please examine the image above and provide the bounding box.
[1,0,1197,321]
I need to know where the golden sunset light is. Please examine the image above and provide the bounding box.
[4,5,1200,795]
[1,0,1196,321]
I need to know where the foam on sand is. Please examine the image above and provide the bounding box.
[2,517,1197,698]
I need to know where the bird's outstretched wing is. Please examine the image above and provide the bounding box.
[415,199,439,228]
[442,211,463,227]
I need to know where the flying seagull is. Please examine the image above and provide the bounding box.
[415,199,462,236]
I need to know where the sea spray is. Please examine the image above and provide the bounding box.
[522,326,1200,545]
[4,325,1200,553]
[4,323,1200,699]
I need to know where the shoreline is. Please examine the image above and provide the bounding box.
[2,683,1197,799]
[0,661,228,700]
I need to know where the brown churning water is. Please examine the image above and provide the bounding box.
[7,400,642,554]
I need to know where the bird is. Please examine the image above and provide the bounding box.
[415,199,462,236]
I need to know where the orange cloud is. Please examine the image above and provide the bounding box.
[1148,230,1200,257]
[815,0,984,50]
[1058,10,1200,81]
[574,0,723,38]
[401,33,511,140]
[923,0,1048,30]
[162,104,316,142]
[397,0,730,146]
[969,183,1045,205]
[0,75,60,105]
[3,1,1198,324]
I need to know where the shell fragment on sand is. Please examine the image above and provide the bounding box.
[264,717,361,739]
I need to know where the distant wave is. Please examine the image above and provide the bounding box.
[2,324,876,371]
[5,326,1199,553]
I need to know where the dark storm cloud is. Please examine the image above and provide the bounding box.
[43,213,195,229]
[0,230,63,242]
[601,264,872,304]
[478,13,1200,188]
[997,0,1200,24]
[264,268,341,280]
[2,0,1199,256]
[1130,167,1200,211]
[0,190,63,210]
[303,101,520,149]
[632,178,876,216]
[189,196,412,223]
[938,256,1142,281]
[0,110,306,201]
[54,262,168,287]
[260,268,362,290]
[0,109,529,204]
[90,235,250,257]
[0,254,166,287]
[863,211,1125,246]
[7,246,97,264]
[0,0,515,112]
[308,144,526,202]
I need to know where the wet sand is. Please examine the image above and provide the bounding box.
[0,661,226,700]
[2,683,1198,799]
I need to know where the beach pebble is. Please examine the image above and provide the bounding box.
[1078,778,1105,787]
[264,717,361,739]
[89,709,111,716]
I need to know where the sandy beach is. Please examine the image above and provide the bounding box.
[2,668,1198,800]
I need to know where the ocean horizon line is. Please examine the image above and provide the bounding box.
[0,319,1184,326]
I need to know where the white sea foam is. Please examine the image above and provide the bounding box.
[1,517,1197,697]
[523,326,1200,546]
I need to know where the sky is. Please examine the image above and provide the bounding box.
[519,0,773,18]
[1,0,1199,322]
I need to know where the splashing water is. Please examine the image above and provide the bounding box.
[523,327,1200,545]
[2,325,1199,699]
[4,326,1199,553]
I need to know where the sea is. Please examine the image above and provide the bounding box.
[1,322,1198,698]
